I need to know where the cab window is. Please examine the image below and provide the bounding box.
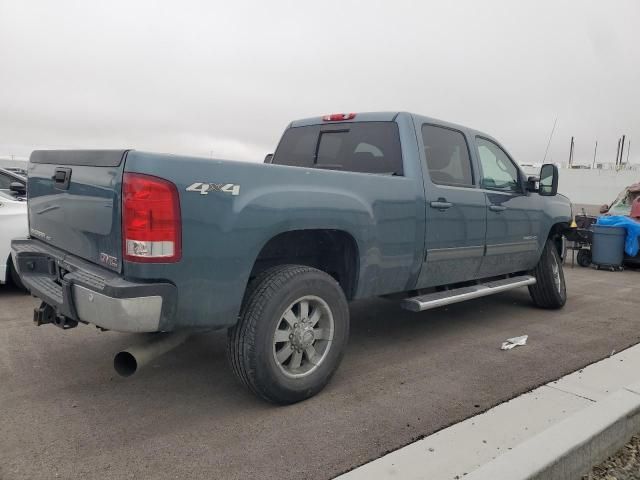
[273,122,403,175]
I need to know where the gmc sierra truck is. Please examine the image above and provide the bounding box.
[11,112,571,404]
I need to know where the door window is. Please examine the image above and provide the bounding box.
[422,125,474,187]
[476,138,521,192]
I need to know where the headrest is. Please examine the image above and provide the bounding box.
[426,145,452,170]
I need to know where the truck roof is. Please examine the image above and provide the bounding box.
[290,111,399,127]
[289,112,495,142]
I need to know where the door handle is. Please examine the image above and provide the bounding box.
[430,201,453,210]
[489,204,507,212]
[53,167,72,190]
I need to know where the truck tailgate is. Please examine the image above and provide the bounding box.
[27,150,128,273]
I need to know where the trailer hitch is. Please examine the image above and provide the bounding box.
[33,302,78,330]
[33,302,55,326]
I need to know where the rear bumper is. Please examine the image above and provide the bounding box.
[11,238,176,332]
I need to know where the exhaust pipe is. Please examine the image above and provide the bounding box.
[114,332,189,377]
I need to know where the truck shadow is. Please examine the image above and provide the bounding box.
[73,288,540,405]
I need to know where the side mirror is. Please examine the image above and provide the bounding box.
[539,163,558,196]
[9,181,26,196]
[264,153,274,164]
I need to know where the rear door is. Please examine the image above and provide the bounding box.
[474,137,540,276]
[416,124,486,288]
[27,150,128,272]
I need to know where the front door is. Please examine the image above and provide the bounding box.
[474,136,540,277]
[416,124,486,288]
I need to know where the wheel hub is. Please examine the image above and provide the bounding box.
[291,321,315,350]
[272,295,335,378]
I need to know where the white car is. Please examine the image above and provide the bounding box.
[0,190,27,288]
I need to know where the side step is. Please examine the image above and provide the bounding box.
[401,275,536,312]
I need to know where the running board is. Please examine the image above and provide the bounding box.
[401,275,537,312]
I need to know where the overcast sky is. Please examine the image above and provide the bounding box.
[1,0,638,166]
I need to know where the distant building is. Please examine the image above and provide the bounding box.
[0,157,29,170]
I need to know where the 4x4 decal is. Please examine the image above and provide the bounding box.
[186,182,240,196]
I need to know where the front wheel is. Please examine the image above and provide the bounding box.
[528,239,567,309]
[227,265,349,404]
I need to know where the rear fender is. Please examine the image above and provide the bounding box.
[124,151,424,330]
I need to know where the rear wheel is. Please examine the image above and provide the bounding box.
[227,265,349,404]
[529,239,567,309]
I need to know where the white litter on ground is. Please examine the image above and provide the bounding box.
[501,335,528,350]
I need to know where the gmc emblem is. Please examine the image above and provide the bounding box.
[99,252,118,268]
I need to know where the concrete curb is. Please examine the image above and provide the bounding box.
[465,382,640,480]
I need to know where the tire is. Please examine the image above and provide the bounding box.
[7,256,26,292]
[227,265,349,404]
[576,249,592,268]
[528,239,567,309]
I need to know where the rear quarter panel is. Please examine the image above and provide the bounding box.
[123,144,425,330]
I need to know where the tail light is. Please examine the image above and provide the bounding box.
[322,113,356,122]
[122,172,181,263]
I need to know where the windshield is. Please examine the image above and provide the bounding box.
[609,187,640,216]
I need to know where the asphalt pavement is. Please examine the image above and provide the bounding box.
[1,266,639,480]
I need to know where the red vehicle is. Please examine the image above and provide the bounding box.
[571,183,640,267]
[600,183,640,216]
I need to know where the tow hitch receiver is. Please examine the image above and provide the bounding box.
[33,302,55,326]
[33,302,78,330]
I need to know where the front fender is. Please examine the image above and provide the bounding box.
[538,194,573,259]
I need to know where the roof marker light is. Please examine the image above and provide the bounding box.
[322,113,356,122]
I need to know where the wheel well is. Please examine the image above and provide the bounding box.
[548,222,570,258]
[250,230,359,300]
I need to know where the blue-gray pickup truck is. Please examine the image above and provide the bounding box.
[11,112,572,404]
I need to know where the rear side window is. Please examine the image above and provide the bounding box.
[422,124,473,187]
[272,122,403,175]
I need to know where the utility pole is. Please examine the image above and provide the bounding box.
[627,140,631,165]
[619,135,626,166]
[592,141,598,168]
[616,138,621,166]
[568,136,574,168]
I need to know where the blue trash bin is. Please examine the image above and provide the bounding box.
[591,225,626,267]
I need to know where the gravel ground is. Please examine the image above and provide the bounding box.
[583,435,640,480]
